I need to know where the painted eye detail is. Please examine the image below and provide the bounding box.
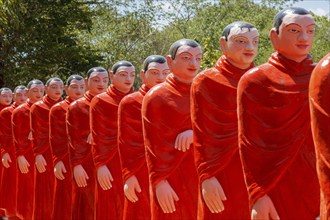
[308,29,315,34]
[289,29,299,33]
[236,39,246,44]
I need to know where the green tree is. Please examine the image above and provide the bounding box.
[78,0,170,89]
[2,0,328,89]
[0,0,102,88]
[154,0,301,69]
[82,0,328,88]
[310,14,330,61]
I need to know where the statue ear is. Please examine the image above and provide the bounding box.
[64,85,69,95]
[44,85,49,94]
[270,28,279,51]
[219,36,228,55]
[166,55,173,69]
[109,71,114,82]
[140,69,146,84]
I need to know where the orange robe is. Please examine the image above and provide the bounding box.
[30,95,61,219]
[67,92,95,220]
[191,56,250,219]
[118,84,151,220]
[237,52,320,219]
[12,100,35,219]
[91,85,132,220]
[0,103,9,217]
[49,97,74,220]
[0,103,19,217]
[142,74,198,220]
[309,53,330,219]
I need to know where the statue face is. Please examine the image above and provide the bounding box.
[142,62,170,88]
[66,79,85,100]
[28,84,45,103]
[271,13,315,62]
[87,71,108,96]
[0,90,13,106]
[110,66,135,93]
[222,27,259,69]
[14,88,28,105]
[46,80,64,101]
[167,45,202,84]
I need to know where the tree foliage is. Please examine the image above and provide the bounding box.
[0,0,102,88]
[0,0,329,89]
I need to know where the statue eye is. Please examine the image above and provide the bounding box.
[288,28,299,33]
[307,29,315,34]
[236,39,246,44]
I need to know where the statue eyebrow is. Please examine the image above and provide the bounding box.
[285,23,300,26]
[233,35,248,39]
[307,24,316,27]
[285,22,315,28]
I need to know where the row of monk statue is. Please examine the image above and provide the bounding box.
[0,6,329,220]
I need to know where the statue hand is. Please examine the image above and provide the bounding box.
[124,175,142,203]
[174,129,193,152]
[155,180,179,214]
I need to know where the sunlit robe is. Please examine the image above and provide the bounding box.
[238,53,320,219]
[49,96,74,220]
[30,95,61,219]
[309,53,330,220]
[142,74,198,220]
[191,56,251,219]
[118,84,151,220]
[12,100,35,219]
[91,85,132,220]
[0,103,19,217]
[67,92,95,220]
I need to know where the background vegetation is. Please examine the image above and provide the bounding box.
[1,0,329,89]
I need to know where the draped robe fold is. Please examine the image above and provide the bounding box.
[12,100,35,219]
[191,56,251,219]
[237,53,320,219]
[0,103,19,217]
[118,84,151,220]
[91,85,132,220]
[142,74,198,220]
[50,96,74,220]
[31,95,61,219]
[309,53,330,219]
[67,92,95,220]
[0,103,9,217]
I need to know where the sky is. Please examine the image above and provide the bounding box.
[292,0,330,19]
